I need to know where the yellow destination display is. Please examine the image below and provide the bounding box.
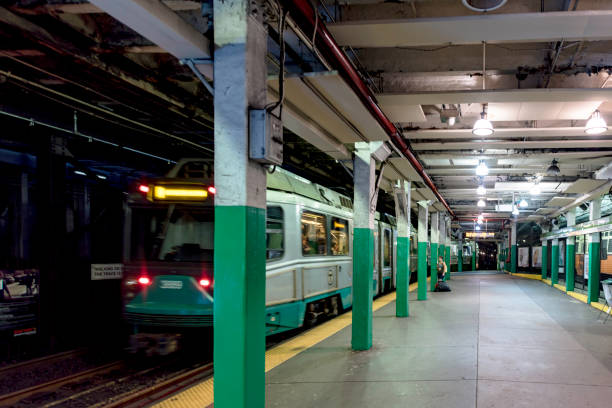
[148,184,209,202]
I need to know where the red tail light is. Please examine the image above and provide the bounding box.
[138,276,151,285]
[199,279,211,288]
[139,185,150,193]
[207,186,216,195]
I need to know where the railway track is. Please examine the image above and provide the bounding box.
[0,348,87,375]
[0,360,123,406]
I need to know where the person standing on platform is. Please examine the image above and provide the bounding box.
[437,256,447,281]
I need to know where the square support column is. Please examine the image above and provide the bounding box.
[429,212,439,292]
[587,197,602,304]
[352,142,390,350]
[541,225,549,280]
[438,214,446,275]
[565,210,576,292]
[417,202,428,300]
[445,217,451,281]
[511,221,517,274]
[458,233,463,272]
[213,2,268,406]
[394,180,411,316]
[472,240,477,271]
[551,222,560,285]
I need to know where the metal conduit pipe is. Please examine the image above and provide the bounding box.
[281,0,455,218]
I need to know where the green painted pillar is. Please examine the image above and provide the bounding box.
[551,239,559,285]
[565,210,576,292]
[511,222,517,274]
[393,180,411,316]
[444,242,451,281]
[587,197,602,304]
[438,214,445,279]
[429,212,438,292]
[417,203,429,300]
[352,142,389,350]
[472,241,476,271]
[213,4,267,405]
[458,238,463,272]
[541,240,548,280]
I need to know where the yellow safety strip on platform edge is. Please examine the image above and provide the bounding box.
[153,279,426,408]
[511,274,607,313]
[509,273,542,280]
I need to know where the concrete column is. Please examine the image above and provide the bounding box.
[213,1,268,405]
[393,180,411,316]
[496,242,501,271]
[587,197,602,303]
[458,233,463,272]
[511,221,517,274]
[352,142,389,350]
[417,203,429,300]
[472,240,477,271]
[541,225,549,280]
[429,212,439,291]
[445,217,451,281]
[551,221,560,285]
[438,214,446,275]
[565,210,576,292]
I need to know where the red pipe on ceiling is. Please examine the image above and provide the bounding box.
[282,0,455,218]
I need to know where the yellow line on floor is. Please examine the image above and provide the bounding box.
[542,278,552,285]
[553,283,567,292]
[154,280,427,408]
[510,273,542,280]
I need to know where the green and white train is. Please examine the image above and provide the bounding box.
[122,160,420,354]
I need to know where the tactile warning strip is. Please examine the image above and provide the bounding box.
[154,280,424,408]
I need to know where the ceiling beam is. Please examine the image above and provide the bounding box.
[44,1,201,14]
[412,139,612,150]
[329,11,612,48]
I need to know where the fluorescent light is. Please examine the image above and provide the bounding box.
[96,174,107,180]
[477,199,486,207]
[475,161,489,176]
[585,110,607,135]
[74,170,87,176]
[478,214,484,220]
[529,184,541,195]
[519,199,528,208]
[476,185,486,195]
[475,225,481,231]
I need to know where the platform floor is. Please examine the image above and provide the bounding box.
[266,274,612,407]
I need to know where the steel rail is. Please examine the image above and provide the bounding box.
[0,348,86,375]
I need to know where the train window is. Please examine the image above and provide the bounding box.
[301,212,327,256]
[330,217,349,255]
[266,206,284,260]
[383,229,391,267]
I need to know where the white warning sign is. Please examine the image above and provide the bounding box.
[91,263,123,280]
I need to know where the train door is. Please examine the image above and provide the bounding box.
[381,226,393,293]
[575,235,586,289]
[373,223,380,295]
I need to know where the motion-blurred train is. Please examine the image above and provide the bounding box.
[121,160,422,354]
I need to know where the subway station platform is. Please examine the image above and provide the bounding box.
[158,273,612,408]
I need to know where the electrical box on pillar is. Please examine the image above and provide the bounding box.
[249,109,283,165]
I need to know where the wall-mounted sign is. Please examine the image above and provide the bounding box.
[466,231,495,238]
[91,263,123,280]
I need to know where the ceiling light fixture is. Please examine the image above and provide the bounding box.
[477,219,483,225]
[476,185,486,195]
[529,183,541,195]
[478,214,484,220]
[519,198,528,208]
[477,199,486,207]
[472,106,494,136]
[546,158,560,175]
[475,160,489,176]
[476,225,481,231]
[512,206,519,216]
[585,110,607,135]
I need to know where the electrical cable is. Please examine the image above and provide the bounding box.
[267,4,288,118]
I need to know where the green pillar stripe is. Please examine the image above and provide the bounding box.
[444,246,450,281]
[214,205,266,408]
[458,250,463,272]
[417,241,427,300]
[551,245,559,285]
[430,243,438,291]
[566,244,575,292]
[511,245,517,274]
[352,227,373,350]
[472,242,476,271]
[541,245,548,279]
[396,237,410,316]
[587,241,601,304]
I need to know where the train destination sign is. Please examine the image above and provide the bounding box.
[466,231,495,238]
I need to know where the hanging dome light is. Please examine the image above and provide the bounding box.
[585,110,607,135]
[477,219,483,225]
[546,159,560,175]
[478,214,484,220]
[529,183,541,195]
[472,110,494,136]
[475,161,489,176]
[475,225,481,231]
[476,185,486,195]
[519,198,528,208]
[512,206,519,215]
[477,199,486,207]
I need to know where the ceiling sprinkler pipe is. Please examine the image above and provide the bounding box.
[462,0,508,12]
[282,0,455,218]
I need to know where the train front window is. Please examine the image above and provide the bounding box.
[130,207,214,262]
[301,212,327,256]
[330,217,349,255]
[383,229,391,267]
[267,206,284,260]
